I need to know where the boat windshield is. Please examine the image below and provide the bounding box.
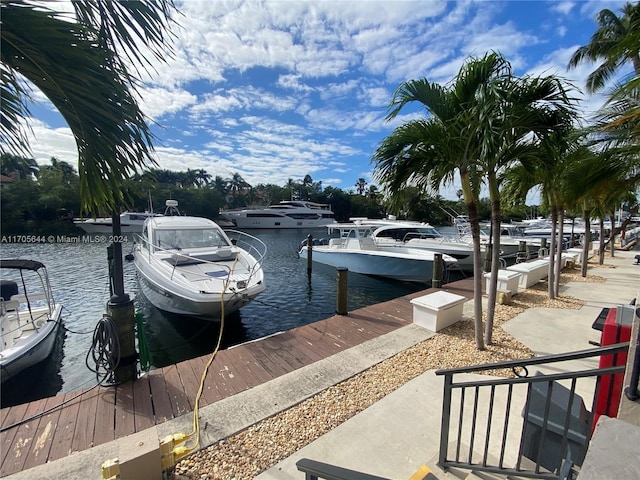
[153,228,229,250]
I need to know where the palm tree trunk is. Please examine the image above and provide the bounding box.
[554,208,565,297]
[484,178,501,346]
[610,209,616,257]
[548,206,558,300]
[581,208,592,277]
[599,217,606,264]
[467,198,485,351]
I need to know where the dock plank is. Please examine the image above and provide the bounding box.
[147,371,174,424]
[0,402,30,475]
[93,387,115,446]
[215,347,254,394]
[0,398,46,475]
[132,376,155,432]
[114,382,135,440]
[70,387,99,455]
[22,394,66,471]
[47,392,80,462]
[162,364,191,418]
[175,357,205,411]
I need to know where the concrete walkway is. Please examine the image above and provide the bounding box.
[257,249,640,480]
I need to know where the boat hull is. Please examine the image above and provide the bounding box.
[133,218,267,319]
[223,215,334,229]
[136,270,264,318]
[75,222,142,234]
[0,305,63,383]
[299,247,437,283]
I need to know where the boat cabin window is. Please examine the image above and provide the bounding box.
[154,228,229,250]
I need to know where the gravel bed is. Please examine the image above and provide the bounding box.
[171,266,605,480]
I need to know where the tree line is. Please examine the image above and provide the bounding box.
[1,153,544,235]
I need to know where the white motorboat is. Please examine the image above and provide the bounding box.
[454,217,543,259]
[74,211,161,234]
[219,200,336,229]
[0,259,63,383]
[363,220,475,272]
[133,214,267,319]
[298,223,457,283]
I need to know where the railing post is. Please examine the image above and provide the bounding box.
[625,318,640,401]
[438,373,453,469]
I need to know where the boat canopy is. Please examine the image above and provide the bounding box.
[0,259,47,271]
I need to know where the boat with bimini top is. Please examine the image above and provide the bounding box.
[0,259,63,383]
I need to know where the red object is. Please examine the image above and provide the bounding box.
[593,308,631,430]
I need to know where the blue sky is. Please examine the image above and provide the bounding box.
[25,0,631,200]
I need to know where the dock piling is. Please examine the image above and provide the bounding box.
[306,234,313,273]
[432,253,443,288]
[336,267,348,315]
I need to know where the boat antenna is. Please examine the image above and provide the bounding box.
[164,199,180,216]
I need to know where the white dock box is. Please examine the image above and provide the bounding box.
[484,269,522,294]
[567,247,584,265]
[410,291,467,332]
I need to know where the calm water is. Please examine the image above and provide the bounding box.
[1,228,460,406]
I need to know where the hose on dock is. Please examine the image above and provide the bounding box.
[86,314,120,385]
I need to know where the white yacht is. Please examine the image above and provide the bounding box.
[133,214,266,319]
[74,211,161,234]
[366,221,475,272]
[298,222,457,284]
[219,200,336,229]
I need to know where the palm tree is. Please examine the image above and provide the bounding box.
[354,178,368,195]
[285,177,298,200]
[478,73,577,341]
[568,2,640,93]
[48,156,76,184]
[211,175,228,195]
[0,153,39,179]
[1,0,176,215]
[2,0,177,383]
[373,53,519,350]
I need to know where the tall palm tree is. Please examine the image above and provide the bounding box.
[472,70,577,341]
[568,2,640,93]
[1,0,176,214]
[354,177,368,195]
[2,1,177,384]
[373,53,516,350]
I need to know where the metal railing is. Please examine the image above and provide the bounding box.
[296,459,389,480]
[435,342,630,479]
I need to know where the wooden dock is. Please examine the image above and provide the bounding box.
[0,278,475,477]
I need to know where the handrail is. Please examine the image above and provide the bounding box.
[435,342,628,376]
[296,458,390,480]
[437,342,630,480]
